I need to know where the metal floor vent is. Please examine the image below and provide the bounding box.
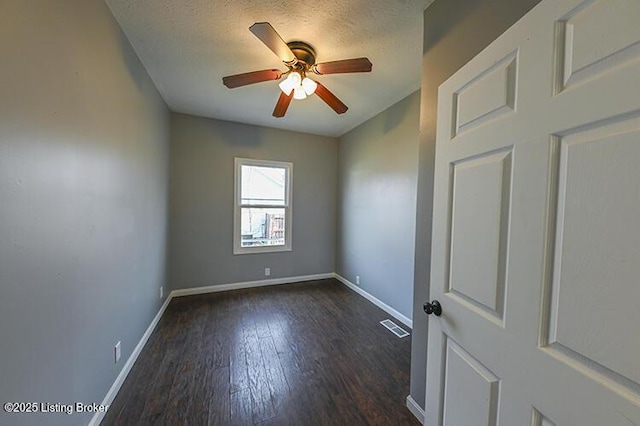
[380,319,409,338]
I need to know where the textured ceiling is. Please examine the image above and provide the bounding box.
[105,0,430,137]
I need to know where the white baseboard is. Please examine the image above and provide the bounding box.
[334,273,412,328]
[171,272,335,298]
[89,294,172,426]
[406,395,425,423]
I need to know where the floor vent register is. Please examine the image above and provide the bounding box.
[380,319,409,338]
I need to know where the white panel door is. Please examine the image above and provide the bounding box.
[424,0,640,425]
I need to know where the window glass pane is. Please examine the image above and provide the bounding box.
[240,207,286,247]
[241,165,286,205]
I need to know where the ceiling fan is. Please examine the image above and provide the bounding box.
[222,22,373,118]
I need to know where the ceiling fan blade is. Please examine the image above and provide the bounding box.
[249,22,296,63]
[312,58,372,75]
[314,81,348,114]
[222,69,282,89]
[273,91,294,117]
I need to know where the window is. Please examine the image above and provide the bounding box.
[234,158,292,254]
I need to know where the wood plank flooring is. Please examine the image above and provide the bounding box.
[102,278,419,425]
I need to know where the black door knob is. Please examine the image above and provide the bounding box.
[423,300,442,316]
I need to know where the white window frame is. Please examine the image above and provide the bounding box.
[233,157,293,255]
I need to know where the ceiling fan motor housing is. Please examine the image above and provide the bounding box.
[287,41,316,68]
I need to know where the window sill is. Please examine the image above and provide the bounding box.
[233,245,292,255]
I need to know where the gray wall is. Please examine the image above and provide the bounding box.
[409,0,542,409]
[168,113,337,289]
[0,1,170,425]
[336,92,420,320]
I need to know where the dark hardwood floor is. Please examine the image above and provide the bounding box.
[102,278,419,425]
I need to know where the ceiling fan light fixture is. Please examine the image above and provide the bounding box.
[293,85,307,100]
[301,77,317,95]
[279,72,301,95]
[222,22,373,117]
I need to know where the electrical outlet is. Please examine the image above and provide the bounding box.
[356,275,360,285]
[114,341,121,364]
[265,267,271,277]
[160,286,163,298]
